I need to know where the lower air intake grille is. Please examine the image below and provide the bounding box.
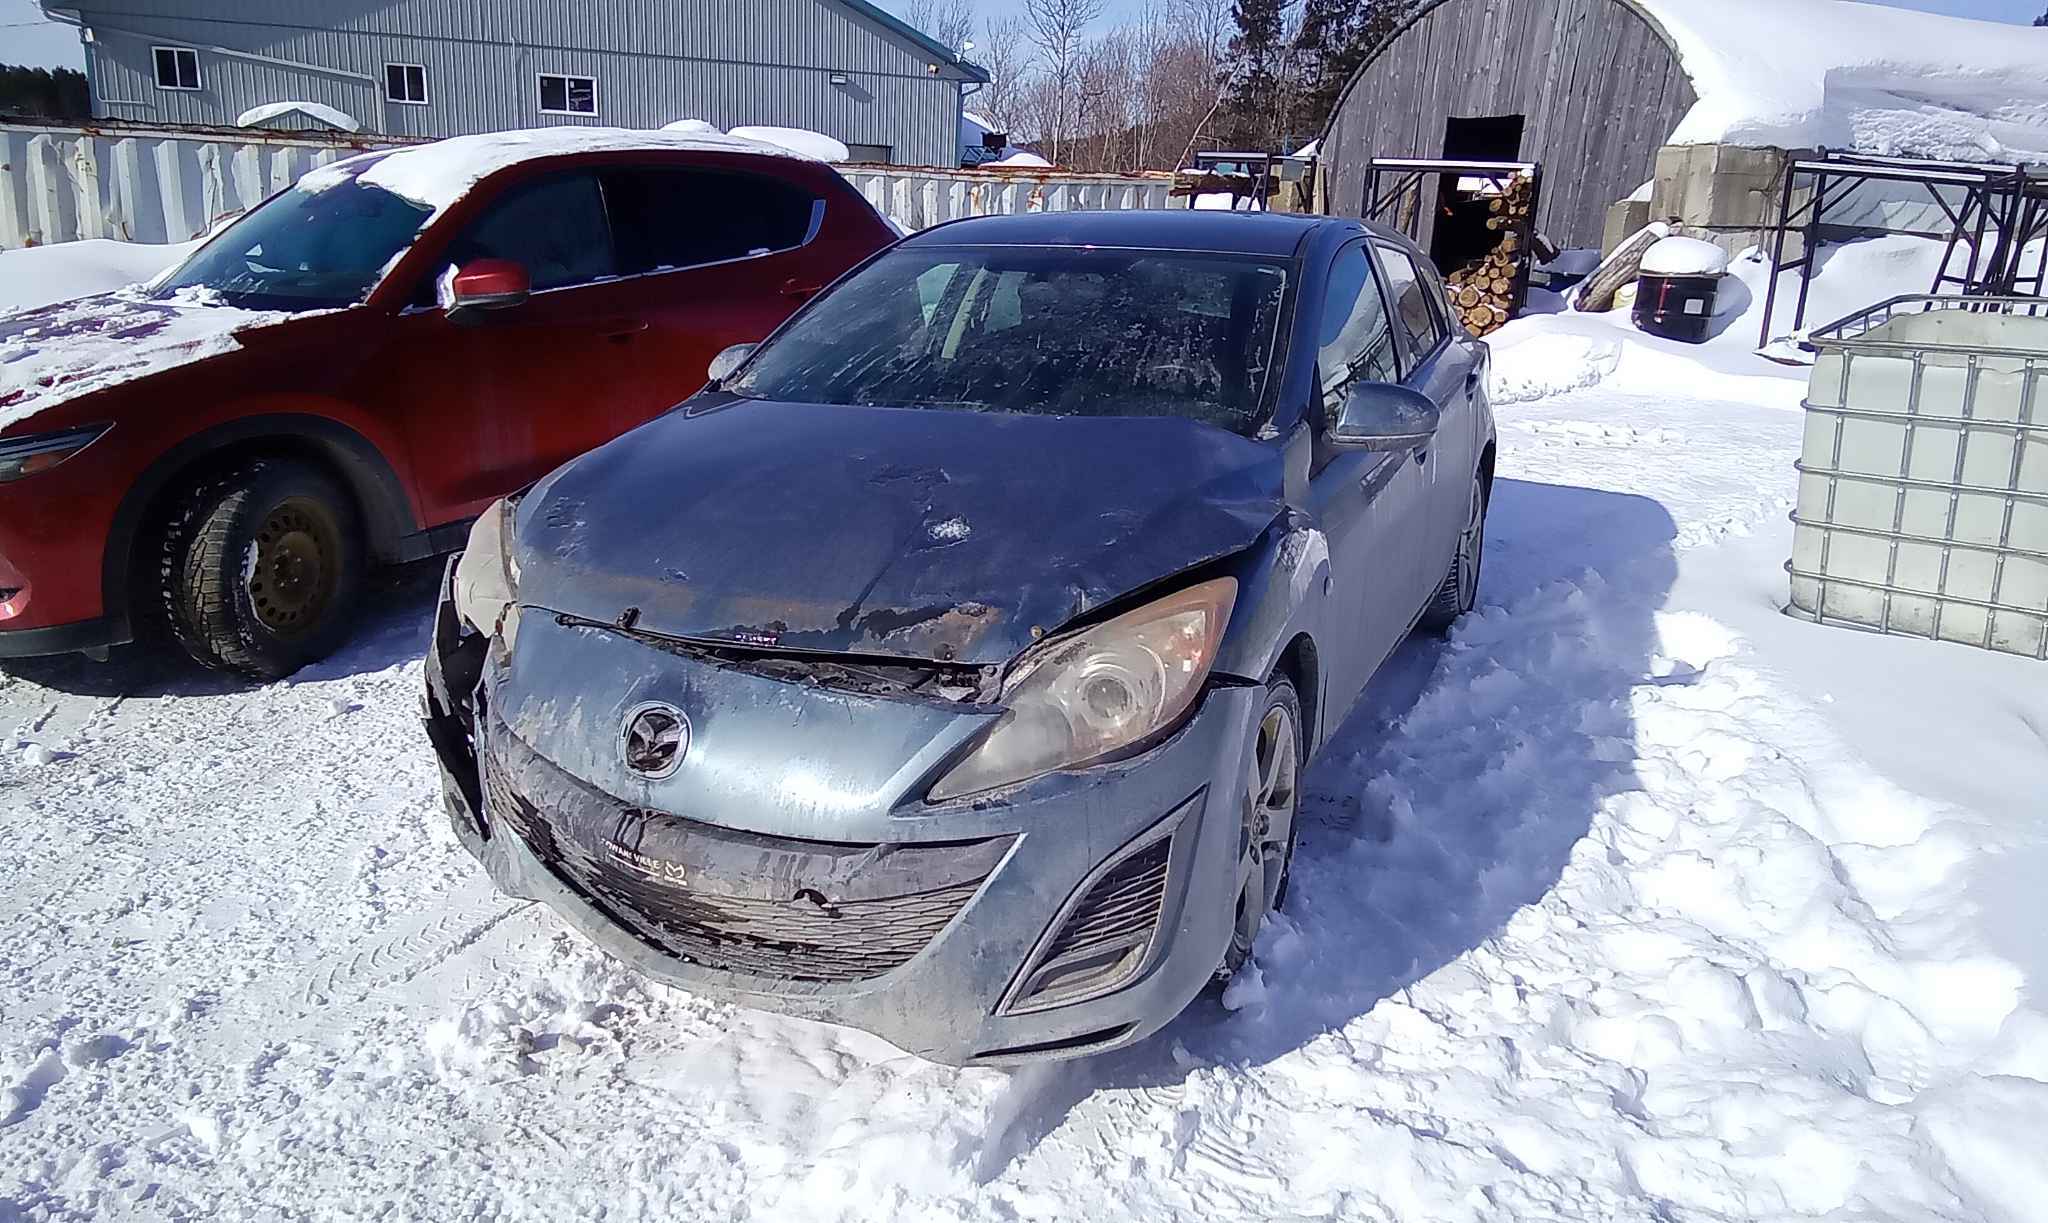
[1010,835,1172,1012]
[484,763,991,984]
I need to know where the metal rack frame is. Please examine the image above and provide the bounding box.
[1361,158,1543,317]
[1758,151,2048,347]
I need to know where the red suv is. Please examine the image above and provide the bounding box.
[0,129,895,676]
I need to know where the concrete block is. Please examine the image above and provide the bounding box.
[1603,197,1651,254]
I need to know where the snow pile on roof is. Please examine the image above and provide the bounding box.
[660,118,723,136]
[727,125,850,162]
[0,238,197,314]
[236,101,360,132]
[988,150,1052,168]
[301,127,812,216]
[1639,0,2048,162]
[0,289,294,429]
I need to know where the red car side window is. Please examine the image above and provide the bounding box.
[601,167,819,276]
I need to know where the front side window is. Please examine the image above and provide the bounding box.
[732,246,1291,438]
[1316,243,1400,417]
[538,73,598,115]
[385,63,428,105]
[602,167,818,274]
[428,172,615,295]
[151,164,433,310]
[1374,245,1447,366]
[153,47,200,90]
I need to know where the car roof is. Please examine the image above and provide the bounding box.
[898,209,1357,258]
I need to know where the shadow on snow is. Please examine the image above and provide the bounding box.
[974,476,1681,1180]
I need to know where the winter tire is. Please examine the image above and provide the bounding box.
[1420,474,1487,633]
[1219,675,1302,981]
[157,458,364,678]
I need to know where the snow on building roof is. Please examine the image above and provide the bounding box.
[1634,0,2048,163]
[300,127,812,215]
[236,101,360,132]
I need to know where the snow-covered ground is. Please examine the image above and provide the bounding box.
[4,239,2046,1221]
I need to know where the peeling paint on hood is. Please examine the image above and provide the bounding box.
[514,398,1286,666]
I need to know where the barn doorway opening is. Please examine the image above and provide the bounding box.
[1432,114,1527,271]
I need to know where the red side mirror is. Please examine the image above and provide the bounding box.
[448,259,531,316]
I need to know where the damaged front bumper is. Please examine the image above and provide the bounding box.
[422,561,1263,1066]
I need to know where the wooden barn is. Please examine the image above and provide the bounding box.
[1319,0,1693,254]
[1317,0,2048,266]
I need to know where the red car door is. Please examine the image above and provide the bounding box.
[360,168,647,524]
[593,161,874,413]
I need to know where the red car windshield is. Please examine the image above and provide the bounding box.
[153,167,434,311]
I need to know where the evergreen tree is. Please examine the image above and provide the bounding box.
[0,66,90,120]
[1221,0,1288,149]
[1294,0,1410,136]
[2035,6,2047,25]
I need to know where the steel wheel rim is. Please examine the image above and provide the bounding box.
[1233,701,1299,957]
[247,499,336,637]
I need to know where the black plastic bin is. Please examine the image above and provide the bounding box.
[1634,272,1721,343]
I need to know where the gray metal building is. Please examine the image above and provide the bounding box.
[37,0,987,166]
[1320,0,1695,251]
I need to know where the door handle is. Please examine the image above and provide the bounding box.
[781,278,824,300]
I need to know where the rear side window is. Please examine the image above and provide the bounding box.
[424,172,615,301]
[1374,245,1447,366]
[602,167,819,275]
[1316,243,1400,415]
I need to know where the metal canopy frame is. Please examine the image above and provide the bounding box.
[1362,158,1544,317]
[1758,150,2048,347]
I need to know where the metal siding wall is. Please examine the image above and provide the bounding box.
[67,0,966,162]
[1323,0,1696,249]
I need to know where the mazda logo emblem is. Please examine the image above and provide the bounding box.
[621,702,690,779]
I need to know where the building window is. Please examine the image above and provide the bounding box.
[153,46,200,91]
[384,63,428,105]
[537,73,598,116]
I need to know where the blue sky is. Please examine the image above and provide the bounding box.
[1,0,2042,70]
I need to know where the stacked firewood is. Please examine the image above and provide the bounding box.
[1442,174,1535,336]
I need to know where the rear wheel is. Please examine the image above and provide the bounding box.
[1419,475,1487,633]
[1218,676,1301,980]
[155,458,365,678]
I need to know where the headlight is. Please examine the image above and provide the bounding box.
[929,577,1237,801]
[0,425,110,482]
[452,497,522,649]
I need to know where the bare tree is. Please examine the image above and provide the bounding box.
[973,14,1033,136]
[902,0,977,56]
[1023,0,1107,164]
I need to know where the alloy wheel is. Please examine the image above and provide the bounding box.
[1231,700,1299,966]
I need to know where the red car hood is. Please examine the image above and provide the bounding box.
[0,292,315,431]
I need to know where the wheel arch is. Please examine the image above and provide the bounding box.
[104,415,419,640]
[1272,632,1323,757]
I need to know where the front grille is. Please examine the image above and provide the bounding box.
[483,757,995,984]
[1008,835,1172,1012]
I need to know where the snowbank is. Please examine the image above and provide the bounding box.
[236,101,360,132]
[660,118,723,136]
[988,150,1052,168]
[0,238,197,314]
[302,127,814,217]
[1640,0,2048,162]
[726,125,849,162]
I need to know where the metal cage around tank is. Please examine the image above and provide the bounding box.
[1787,295,2048,659]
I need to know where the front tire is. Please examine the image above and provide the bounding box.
[156,458,365,678]
[1419,475,1487,633]
[1218,675,1302,980]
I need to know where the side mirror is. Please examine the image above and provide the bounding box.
[1330,382,1441,451]
[706,342,757,386]
[446,259,531,322]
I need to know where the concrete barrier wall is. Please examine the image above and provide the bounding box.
[1,120,1176,248]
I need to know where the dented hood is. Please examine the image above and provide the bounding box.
[513,397,1284,665]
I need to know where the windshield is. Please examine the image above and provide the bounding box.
[153,166,434,311]
[731,245,1291,437]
